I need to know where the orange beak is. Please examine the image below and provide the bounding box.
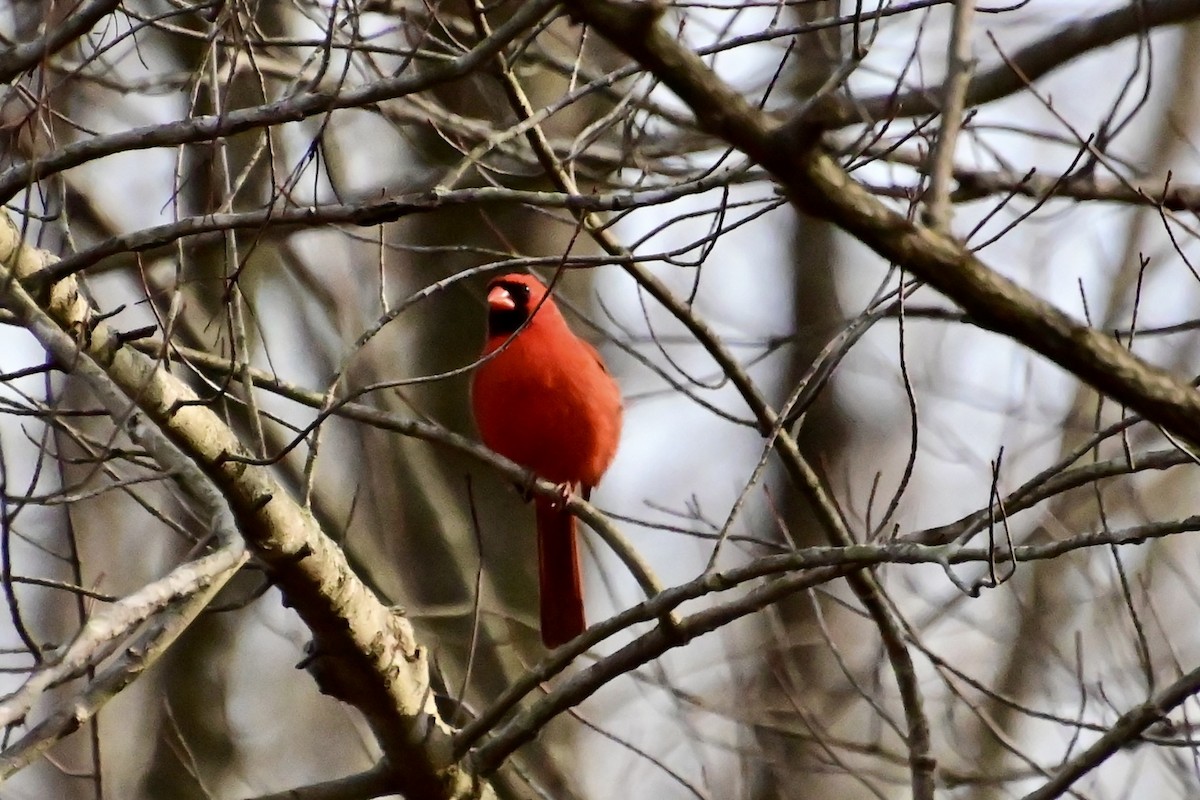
[487,284,515,311]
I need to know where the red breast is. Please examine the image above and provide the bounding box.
[470,273,622,647]
[471,273,621,490]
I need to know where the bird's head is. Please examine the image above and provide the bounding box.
[484,273,557,337]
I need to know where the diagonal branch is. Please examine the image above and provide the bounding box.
[0,0,560,204]
[0,542,246,779]
[805,0,1200,129]
[567,0,1200,449]
[1019,662,1200,800]
[0,0,123,84]
[0,214,492,799]
[0,544,247,733]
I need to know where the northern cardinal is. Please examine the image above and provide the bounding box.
[471,273,622,647]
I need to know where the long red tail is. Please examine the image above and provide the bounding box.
[535,496,585,647]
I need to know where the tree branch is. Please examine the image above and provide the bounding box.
[0,542,245,779]
[568,0,1200,450]
[0,0,561,204]
[1019,662,1200,800]
[804,0,1200,129]
[40,171,745,283]
[922,0,977,230]
[0,214,492,799]
[0,543,247,733]
[0,0,123,84]
[245,763,397,800]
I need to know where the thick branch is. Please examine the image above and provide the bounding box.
[0,543,245,779]
[0,0,122,84]
[0,215,491,799]
[568,0,1200,449]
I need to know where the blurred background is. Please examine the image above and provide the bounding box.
[3,0,1200,797]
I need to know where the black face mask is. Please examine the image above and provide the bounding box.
[486,280,534,336]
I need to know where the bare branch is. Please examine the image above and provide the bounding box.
[0,214,490,799]
[567,0,1200,447]
[922,0,977,230]
[805,0,1200,128]
[0,542,247,733]
[0,0,561,204]
[0,541,245,779]
[245,763,396,800]
[0,0,123,84]
[1020,662,1200,800]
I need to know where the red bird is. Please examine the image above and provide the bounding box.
[471,273,622,648]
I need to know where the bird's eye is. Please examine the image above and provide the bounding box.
[509,283,531,307]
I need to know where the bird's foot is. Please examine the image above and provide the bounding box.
[516,476,577,508]
[552,481,574,510]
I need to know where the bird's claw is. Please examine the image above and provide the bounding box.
[515,476,574,509]
[552,482,574,510]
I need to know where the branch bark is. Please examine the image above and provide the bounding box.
[0,0,561,204]
[922,0,977,230]
[805,0,1200,128]
[567,0,1200,449]
[0,0,122,84]
[1019,662,1200,800]
[0,213,493,799]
